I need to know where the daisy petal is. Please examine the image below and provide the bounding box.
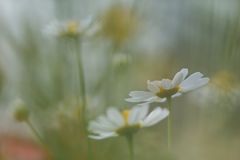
[128,106,141,125]
[142,107,169,127]
[147,80,160,93]
[88,121,115,133]
[89,132,117,140]
[126,91,155,102]
[106,108,124,127]
[180,72,204,87]
[181,68,189,79]
[160,79,173,89]
[128,104,149,125]
[181,77,209,92]
[158,98,167,103]
[137,104,149,121]
[172,68,188,87]
[96,116,116,130]
[129,91,154,97]
[171,93,182,98]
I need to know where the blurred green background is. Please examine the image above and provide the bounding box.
[0,0,240,160]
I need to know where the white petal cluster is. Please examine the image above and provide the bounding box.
[126,68,209,103]
[43,16,97,38]
[88,104,169,139]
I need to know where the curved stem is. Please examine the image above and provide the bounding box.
[126,134,134,160]
[25,120,44,144]
[167,97,172,151]
[25,119,55,159]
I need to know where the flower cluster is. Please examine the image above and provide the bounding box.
[89,68,209,141]
[10,2,211,159]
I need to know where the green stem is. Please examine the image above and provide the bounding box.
[25,120,44,144]
[167,97,172,151]
[74,38,87,126]
[26,120,55,159]
[105,46,117,107]
[72,38,92,160]
[126,134,134,160]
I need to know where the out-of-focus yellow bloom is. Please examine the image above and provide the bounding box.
[211,70,238,92]
[191,70,240,107]
[100,4,138,46]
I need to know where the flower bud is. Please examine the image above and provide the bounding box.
[113,53,131,72]
[13,99,29,122]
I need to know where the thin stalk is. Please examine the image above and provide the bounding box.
[73,38,87,127]
[126,134,134,160]
[25,120,55,160]
[25,120,44,144]
[167,97,172,151]
[105,46,117,107]
[72,38,92,160]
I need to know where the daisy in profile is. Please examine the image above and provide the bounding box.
[126,68,209,103]
[88,104,168,159]
[88,104,169,140]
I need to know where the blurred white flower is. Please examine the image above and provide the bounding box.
[191,70,240,107]
[43,16,98,38]
[88,104,169,139]
[126,68,209,103]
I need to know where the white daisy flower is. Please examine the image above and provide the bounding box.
[126,68,209,103]
[88,104,169,140]
[43,16,97,38]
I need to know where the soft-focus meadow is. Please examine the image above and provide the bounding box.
[0,0,240,160]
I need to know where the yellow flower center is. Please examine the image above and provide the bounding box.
[116,109,140,136]
[67,21,79,35]
[60,21,80,38]
[122,110,130,124]
[156,86,180,98]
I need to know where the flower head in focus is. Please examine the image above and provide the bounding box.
[126,68,209,103]
[43,16,96,38]
[88,104,169,139]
